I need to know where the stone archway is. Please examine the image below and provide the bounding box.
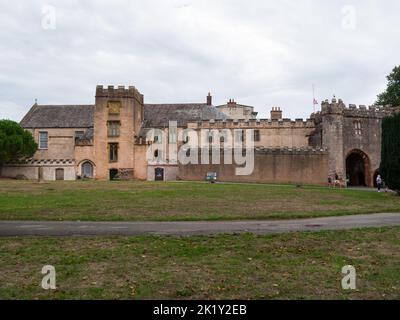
[81,161,94,178]
[346,150,371,187]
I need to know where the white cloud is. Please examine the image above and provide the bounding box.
[0,0,399,121]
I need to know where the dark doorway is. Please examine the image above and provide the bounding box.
[155,168,164,181]
[82,162,94,178]
[346,151,370,187]
[109,169,119,180]
[55,168,64,181]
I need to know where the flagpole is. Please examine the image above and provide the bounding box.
[312,84,316,114]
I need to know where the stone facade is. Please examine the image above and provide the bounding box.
[3,86,399,187]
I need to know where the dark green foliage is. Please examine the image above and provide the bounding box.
[376,65,400,106]
[0,120,37,165]
[380,113,400,192]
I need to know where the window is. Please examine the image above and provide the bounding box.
[154,135,161,144]
[354,120,362,135]
[208,132,213,143]
[75,131,84,139]
[109,143,118,162]
[235,130,245,143]
[39,132,48,149]
[108,121,120,137]
[169,129,177,144]
[253,130,260,142]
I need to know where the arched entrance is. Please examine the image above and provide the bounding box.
[346,150,371,187]
[81,161,94,178]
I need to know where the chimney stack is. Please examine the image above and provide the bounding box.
[227,99,237,108]
[271,107,283,120]
[207,92,212,106]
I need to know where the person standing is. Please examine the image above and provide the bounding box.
[376,174,383,192]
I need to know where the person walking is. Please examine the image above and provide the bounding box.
[376,174,383,192]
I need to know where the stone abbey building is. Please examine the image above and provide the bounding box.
[2,85,398,186]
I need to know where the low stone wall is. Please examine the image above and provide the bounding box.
[178,148,329,185]
[1,165,76,181]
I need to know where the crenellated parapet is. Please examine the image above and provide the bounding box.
[95,85,144,103]
[254,146,327,155]
[188,118,315,129]
[320,97,398,119]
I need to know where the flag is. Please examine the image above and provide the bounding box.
[313,98,319,105]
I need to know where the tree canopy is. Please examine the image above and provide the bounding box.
[376,65,400,106]
[0,120,37,165]
[380,113,400,193]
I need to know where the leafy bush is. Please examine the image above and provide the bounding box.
[0,120,37,165]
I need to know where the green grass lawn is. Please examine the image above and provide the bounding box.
[1,227,400,299]
[0,180,399,221]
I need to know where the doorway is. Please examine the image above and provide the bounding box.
[346,150,370,187]
[82,161,94,178]
[55,168,64,181]
[155,168,164,181]
[109,169,119,180]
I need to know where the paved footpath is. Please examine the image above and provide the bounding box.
[0,213,400,237]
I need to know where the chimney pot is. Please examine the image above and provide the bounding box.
[207,92,212,106]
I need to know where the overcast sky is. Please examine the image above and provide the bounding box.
[0,0,399,121]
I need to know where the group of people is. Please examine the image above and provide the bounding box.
[328,173,386,192]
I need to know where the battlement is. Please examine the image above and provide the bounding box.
[320,97,396,118]
[188,118,315,129]
[96,85,144,103]
[254,146,328,155]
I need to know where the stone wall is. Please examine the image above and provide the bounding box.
[178,148,328,185]
[147,165,179,181]
[2,164,75,181]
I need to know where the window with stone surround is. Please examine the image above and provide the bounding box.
[108,121,120,137]
[109,143,118,162]
[354,120,362,135]
[39,131,48,149]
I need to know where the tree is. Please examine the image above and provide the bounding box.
[0,120,37,166]
[376,65,400,106]
[380,113,400,193]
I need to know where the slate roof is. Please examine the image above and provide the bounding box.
[143,103,229,128]
[20,104,94,128]
[20,103,229,130]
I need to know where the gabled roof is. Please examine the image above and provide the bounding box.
[20,104,94,128]
[143,103,229,128]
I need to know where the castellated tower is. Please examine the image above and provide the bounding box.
[94,85,144,180]
[320,97,346,179]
